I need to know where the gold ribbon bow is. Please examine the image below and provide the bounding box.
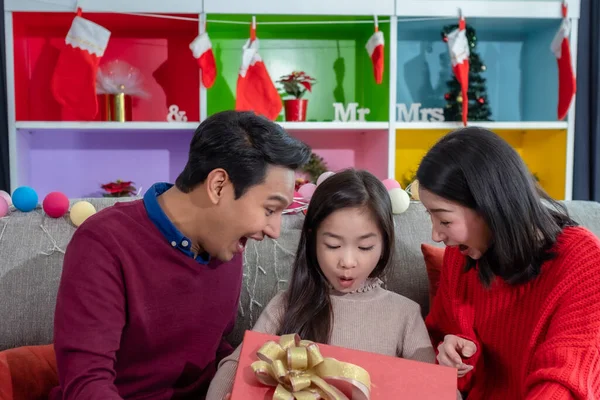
[251,333,371,400]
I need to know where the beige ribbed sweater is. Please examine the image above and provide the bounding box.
[206,279,437,400]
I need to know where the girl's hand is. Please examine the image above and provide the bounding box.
[223,395,231,400]
[437,334,477,377]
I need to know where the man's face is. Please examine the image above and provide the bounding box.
[204,165,295,262]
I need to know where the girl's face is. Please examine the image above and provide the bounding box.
[316,206,383,293]
[419,187,491,260]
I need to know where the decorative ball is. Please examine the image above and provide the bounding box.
[12,186,38,212]
[298,183,317,202]
[0,190,11,207]
[478,97,485,104]
[409,180,420,200]
[388,188,410,214]
[316,171,335,186]
[382,178,401,191]
[70,201,96,227]
[43,191,70,218]
[444,93,451,100]
[0,196,8,218]
[481,65,486,72]
[457,95,463,103]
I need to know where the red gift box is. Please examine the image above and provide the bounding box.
[231,330,457,399]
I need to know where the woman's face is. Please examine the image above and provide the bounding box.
[419,188,492,260]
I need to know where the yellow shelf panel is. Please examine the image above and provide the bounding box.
[395,128,567,200]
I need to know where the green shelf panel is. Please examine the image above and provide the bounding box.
[206,14,389,122]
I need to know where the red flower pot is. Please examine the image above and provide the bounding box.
[284,99,308,122]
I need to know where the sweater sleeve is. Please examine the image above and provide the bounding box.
[53,227,125,400]
[399,302,436,364]
[425,247,482,392]
[524,238,600,399]
[206,291,286,400]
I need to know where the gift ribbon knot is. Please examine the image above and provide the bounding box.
[251,333,371,400]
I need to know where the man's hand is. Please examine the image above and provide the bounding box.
[437,334,477,377]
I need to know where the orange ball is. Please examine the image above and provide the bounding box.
[43,192,69,218]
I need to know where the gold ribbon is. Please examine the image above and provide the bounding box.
[251,334,371,400]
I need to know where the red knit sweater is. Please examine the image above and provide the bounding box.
[426,226,600,399]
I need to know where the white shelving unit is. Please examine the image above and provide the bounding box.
[3,0,581,200]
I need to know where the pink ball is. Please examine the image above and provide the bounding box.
[382,178,401,191]
[43,191,70,218]
[0,190,11,207]
[316,171,335,186]
[298,183,317,201]
[0,196,8,217]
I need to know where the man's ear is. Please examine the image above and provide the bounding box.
[205,168,229,205]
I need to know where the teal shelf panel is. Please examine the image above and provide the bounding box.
[396,17,563,122]
[206,14,390,122]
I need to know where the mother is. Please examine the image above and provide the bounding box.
[417,127,600,399]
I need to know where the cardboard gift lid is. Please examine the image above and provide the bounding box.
[231,330,457,400]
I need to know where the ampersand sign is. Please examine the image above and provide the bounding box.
[166,105,188,122]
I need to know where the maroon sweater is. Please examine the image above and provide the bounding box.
[50,186,243,399]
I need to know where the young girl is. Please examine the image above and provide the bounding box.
[206,168,436,399]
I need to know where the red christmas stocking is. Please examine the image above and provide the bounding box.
[51,15,110,121]
[189,32,217,89]
[551,5,576,121]
[366,30,385,84]
[235,37,282,121]
[447,18,470,126]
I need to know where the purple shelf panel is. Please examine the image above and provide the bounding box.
[17,129,194,199]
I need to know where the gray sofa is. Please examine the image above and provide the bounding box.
[1,197,600,351]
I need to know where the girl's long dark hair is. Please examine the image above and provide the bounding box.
[417,127,577,287]
[277,169,395,344]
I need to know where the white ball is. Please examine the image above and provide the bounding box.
[70,201,97,227]
[389,188,410,214]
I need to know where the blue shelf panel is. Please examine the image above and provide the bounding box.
[396,17,563,122]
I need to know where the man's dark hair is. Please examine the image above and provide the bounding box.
[175,110,312,199]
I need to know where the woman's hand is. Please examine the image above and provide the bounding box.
[437,334,477,377]
[223,395,231,400]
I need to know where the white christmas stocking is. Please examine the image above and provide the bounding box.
[51,15,111,120]
[190,32,217,89]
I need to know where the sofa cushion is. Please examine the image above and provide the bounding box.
[0,344,57,400]
[421,243,444,308]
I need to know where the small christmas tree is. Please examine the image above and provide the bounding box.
[441,24,493,122]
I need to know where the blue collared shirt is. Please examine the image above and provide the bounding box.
[143,182,210,264]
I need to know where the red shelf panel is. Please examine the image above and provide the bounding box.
[13,12,201,122]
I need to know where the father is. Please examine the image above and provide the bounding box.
[50,110,311,399]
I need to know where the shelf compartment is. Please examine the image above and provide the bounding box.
[206,14,389,123]
[293,129,389,180]
[12,12,201,123]
[396,17,566,123]
[15,127,195,199]
[394,128,567,199]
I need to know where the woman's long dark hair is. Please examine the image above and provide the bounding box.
[277,169,395,344]
[416,127,577,287]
